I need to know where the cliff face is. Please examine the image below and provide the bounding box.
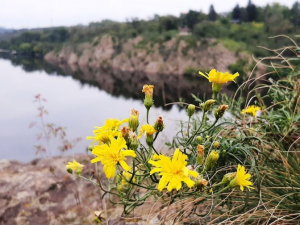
[45,35,240,74]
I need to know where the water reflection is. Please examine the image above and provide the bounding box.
[0,53,238,109]
[0,54,238,162]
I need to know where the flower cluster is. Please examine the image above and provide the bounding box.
[65,69,255,220]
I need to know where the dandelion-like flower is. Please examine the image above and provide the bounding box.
[137,124,157,139]
[149,149,198,192]
[66,160,84,174]
[91,134,136,179]
[199,69,239,94]
[229,164,253,191]
[87,118,128,145]
[241,105,261,117]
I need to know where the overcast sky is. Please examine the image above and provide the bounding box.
[0,0,298,29]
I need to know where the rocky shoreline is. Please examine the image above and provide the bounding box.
[0,155,114,225]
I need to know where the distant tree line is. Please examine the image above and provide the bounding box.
[0,1,300,57]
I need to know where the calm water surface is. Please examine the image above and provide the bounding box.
[0,58,195,162]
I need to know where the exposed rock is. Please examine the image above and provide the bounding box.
[0,155,118,224]
[44,36,243,75]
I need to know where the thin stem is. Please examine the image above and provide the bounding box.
[146,108,150,124]
[187,117,191,137]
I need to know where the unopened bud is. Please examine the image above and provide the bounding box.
[88,145,94,152]
[187,104,196,117]
[130,139,138,151]
[215,105,229,119]
[195,136,203,144]
[221,172,236,185]
[128,109,139,132]
[200,99,216,112]
[123,171,136,183]
[154,116,164,132]
[67,168,73,174]
[196,145,205,164]
[213,141,220,149]
[146,135,154,146]
[142,85,154,110]
[121,126,130,139]
[204,150,219,171]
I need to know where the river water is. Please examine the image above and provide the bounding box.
[0,56,237,162]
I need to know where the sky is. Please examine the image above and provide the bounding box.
[0,0,298,29]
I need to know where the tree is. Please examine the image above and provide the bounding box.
[247,0,258,22]
[208,5,218,21]
[240,7,249,22]
[291,2,300,27]
[232,4,241,21]
[181,10,200,29]
[159,16,178,32]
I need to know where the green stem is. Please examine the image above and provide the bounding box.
[185,111,206,146]
[187,117,191,137]
[146,108,150,124]
[153,131,159,142]
[212,92,218,100]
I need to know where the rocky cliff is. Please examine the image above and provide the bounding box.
[45,35,242,75]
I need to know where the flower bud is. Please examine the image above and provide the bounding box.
[130,139,139,151]
[215,105,229,119]
[67,168,73,174]
[187,104,196,117]
[221,172,236,185]
[142,85,154,110]
[123,171,136,183]
[200,99,216,112]
[121,126,130,139]
[128,109,139,132]
[196,144,205,164]
[204,150,219,171]
[154,116,164,132]
[195,136,203,144]
[146,135,154,146]
[213,141,220,149]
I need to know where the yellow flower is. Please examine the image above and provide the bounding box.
[66,160,84,173]
[241,105,261,117]
[199,69,239,93]
[229,164,253,191]
[137,124,157,139]
[87,118,128,145]
[149,149,198,192]
[142,84,154,97]
[91,134,136,179]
